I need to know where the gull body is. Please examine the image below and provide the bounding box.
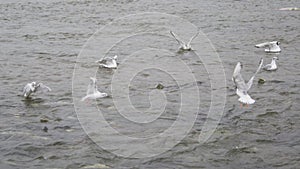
[279,7,299,11]
[81,77,108,101]
[96,55,118,69]
[263,57,278,71]
[170,31,199,51]
[255,41,281,53]
[232,59,263,105]
[23,82,51,98]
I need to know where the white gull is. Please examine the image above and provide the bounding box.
[96,55,118,69]
[81,77,108,101]
[23,82,51,98]
[255,41,281,53]
[263,57,278,71]
[232,58,263,105]
[170,30,199,51]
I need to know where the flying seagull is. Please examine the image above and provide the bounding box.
[81,77,108,101]
[255,41,281,53]
[263,57,278,71]
[170,30,199,51]
[232,58,263,105]
[23,82,51,98]
[96,55,118,69]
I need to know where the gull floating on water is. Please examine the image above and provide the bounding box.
[232,58,263,105]
[255,41,281,53]
[170,30,199,51]
[81,77,108,101]
[279,7,299,11]
[95,55,118,69]
[23,82,51,98]
[263,57,278,71]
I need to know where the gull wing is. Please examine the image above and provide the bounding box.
[263,63,272,70]
[37,83,51,92]
[86,77,97,95]
[170,31,185,46]
[187,31,199,46]
[232,62,248,92]
[81,95,90,101]
[246,58,263,91]
[255,42,272,48]
[96,58,109,64]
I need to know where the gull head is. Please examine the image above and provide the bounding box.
[239,62,243,68]
[102,93,108,98]
[272,56,279,61]
[31,82,37,87]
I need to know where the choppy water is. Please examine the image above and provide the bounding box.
[1,0,300,168]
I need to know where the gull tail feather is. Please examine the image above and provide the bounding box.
[238,94,255,105]
[236,89,255,105]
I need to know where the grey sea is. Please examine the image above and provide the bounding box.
[0,0,299,169]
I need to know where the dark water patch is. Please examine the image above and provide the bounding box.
[53,126,71,131]
[256,111,279,118]
[226,146,258,157]
[255,139,274,144]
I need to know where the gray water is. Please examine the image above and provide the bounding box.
[1,0,300,168]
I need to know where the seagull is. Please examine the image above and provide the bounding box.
[95,55,118,69]
[263,57,278,71]
[232,58,263,105]
[170,30,199,51]
[255,41,281,53]
[23,82,51,98]
[81,77,108,101]
[279,7,299,11]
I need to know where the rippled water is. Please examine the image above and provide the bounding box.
[1,0,299,168]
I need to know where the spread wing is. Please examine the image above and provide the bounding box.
[232,62,247,91]
[86,77,97,95]
[36,83,51,93]
[246,58,263,91]
[170,31,185,46]
[187,31,199,46]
